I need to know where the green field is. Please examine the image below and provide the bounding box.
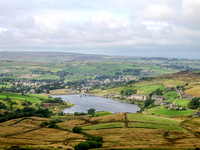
[93,111,112,117]
[82,122,125,130]
[127,113,182,125]
[163,91,179,99]
[144,106,196,117]
[175,99,190,107]
[128,122,187,132]
[0,93,43,103]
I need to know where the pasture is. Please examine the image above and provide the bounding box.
[0,113,200,149]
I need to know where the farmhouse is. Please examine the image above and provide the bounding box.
[131,94,150,101]
[151,95,168,105]
[167,104,186,110]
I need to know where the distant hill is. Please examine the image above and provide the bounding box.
[92,71,200,97]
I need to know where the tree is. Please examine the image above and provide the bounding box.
[144,99,154,108]
[188,97,200,109]
[72,127,82,133]
[75,142,90,150]
[87,108,95,115]
[150,88,163,97]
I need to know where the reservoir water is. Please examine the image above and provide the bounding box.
[52,95,140,113]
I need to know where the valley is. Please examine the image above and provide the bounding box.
[0,52,200,150]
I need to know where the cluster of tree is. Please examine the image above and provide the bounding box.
[74,108,96,116]
[0,107,52,123]
[149,88,163,97]
[41,97,65,104]
[72,126,103,150]
[74,112,87,116]
[143,99,155,109]
[40,119,62,129]
[55,71,72,80]
[87,108,96,115]
[121,89,137,96]
[72,126,82,133]
[188,97,200,109]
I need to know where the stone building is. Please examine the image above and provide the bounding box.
[131,94,150,101]
[151,95,168,105]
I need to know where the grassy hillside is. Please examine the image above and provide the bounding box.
[0,93,72,114]
[0,113,200,149]
[91,71,200,117]
[92,71,200,97]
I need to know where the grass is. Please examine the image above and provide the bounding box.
[185,86,200,97]
[82,122,125,130]
[175,99,190,107]
[163,91,179,99]
[0,114,200,149]
[148,108,196,117]
[182,118,200,127]
[128,122,188,132]
[136,84,165,94]
[93,111,112,117]
[162,79,187,87]
[0,93,48,103]
[163,91,180,103]
[127,113,181,125]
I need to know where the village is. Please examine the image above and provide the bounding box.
[106,87,195,111]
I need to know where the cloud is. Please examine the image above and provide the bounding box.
[0,0,199,58]
[143,5,177,21]
[181,0,200,30]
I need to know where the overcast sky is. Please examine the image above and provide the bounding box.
[0,0,199,58]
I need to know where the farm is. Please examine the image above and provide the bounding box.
[0,112,200,149]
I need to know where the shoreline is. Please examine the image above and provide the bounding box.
[50,91,135,105]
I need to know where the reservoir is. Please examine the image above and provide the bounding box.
[52,95,140,113]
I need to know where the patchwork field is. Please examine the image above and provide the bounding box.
[0,113,200,149]
[91,71,200,98]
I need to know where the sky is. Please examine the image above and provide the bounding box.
[0,0,199,58]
